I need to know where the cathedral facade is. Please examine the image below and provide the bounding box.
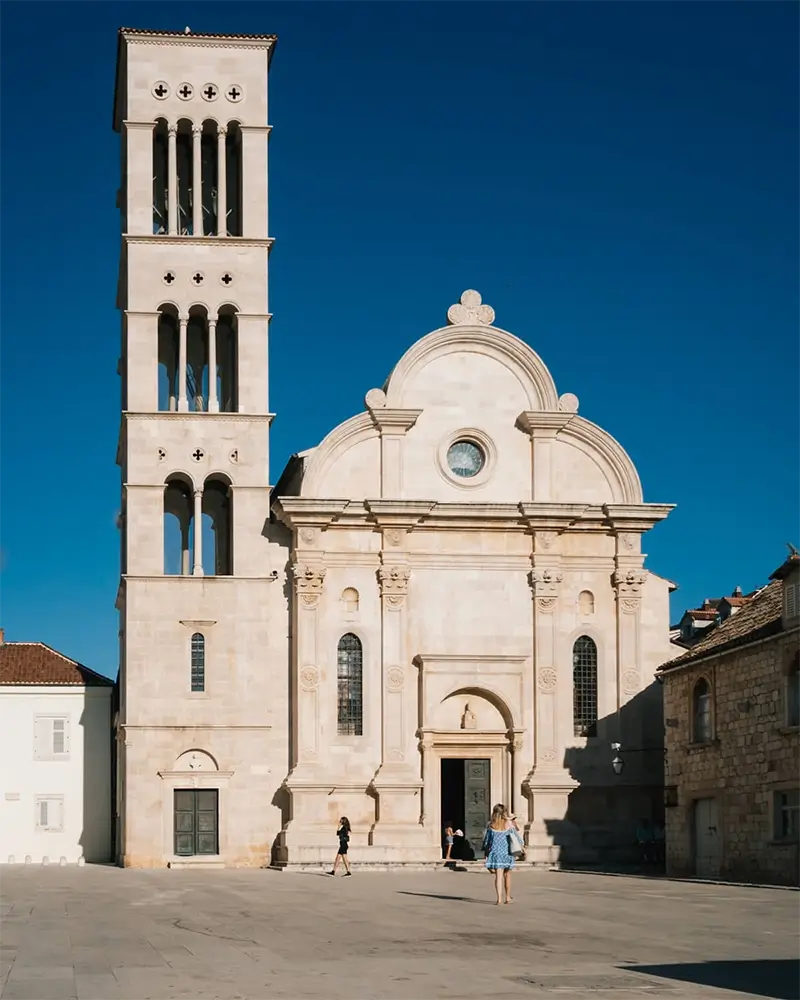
[114,28,674,868]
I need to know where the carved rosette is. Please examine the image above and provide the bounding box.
[386,666,405,692]
[292,564,326,609]
[529,568,563,599]
[536,597,557,613]
[299,666,320,691]
[537,668,558,691]
[384,528,404,547]
[299,527,317,546]
[622,669,640,695]
[378,564,411,609]
[541,749,556,763]
[387,748,405,763]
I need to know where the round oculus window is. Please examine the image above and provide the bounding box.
[446,440,485,478]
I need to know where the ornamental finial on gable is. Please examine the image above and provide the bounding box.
[447,289,495,327]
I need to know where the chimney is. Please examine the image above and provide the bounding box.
[0,628,4,645]
[733,586,742,597]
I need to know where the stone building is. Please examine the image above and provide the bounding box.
[113,26,675,868]
[658,553,800,885]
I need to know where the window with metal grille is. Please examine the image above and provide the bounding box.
[774,789,800,842]
[191,633,205,692]
[337,633,363,736]
[572,635,598,736]
[693,678,712,742]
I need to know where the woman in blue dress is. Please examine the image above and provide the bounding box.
[483,803,516,904]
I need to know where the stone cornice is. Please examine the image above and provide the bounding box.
[414,653,528,667]
[122,575,279,583]
[519,503,588,529]
[123,120,157,132]
[239,125,273,135]
[273,498,350,529]
[123,34,276,53]
[369,408,423,434]
[122,411,275,423]
[603,503,675,530]
[365,500,436,528]
[516,411,575,436]
[123,235,274,250]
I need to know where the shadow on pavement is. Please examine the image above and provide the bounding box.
[620,959,800,1000]
[396,890,493,905]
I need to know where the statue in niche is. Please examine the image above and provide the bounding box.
[461,703,477,730]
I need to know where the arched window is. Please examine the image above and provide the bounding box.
[337,633,363,736]
[164,476,195,575]
[152,118,169,234]
[225,122,243,236]
[786,652,799,729]
[693,678,712,743]
[176,118,193,235]
[578,590,595,616]
[200,119,219,235]
[202,477,232,576]
[215,308,238,412]
[186,306,208,412]
[341,588,359,613]
[573,635,598,737]
[157,304,179,411]
[191,633,205,692]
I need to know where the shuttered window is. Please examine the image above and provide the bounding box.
[33,717,71,761]
[35,796,64,831]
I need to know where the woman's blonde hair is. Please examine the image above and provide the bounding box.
[489,803,508,830]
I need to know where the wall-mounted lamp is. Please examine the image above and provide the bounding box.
[610,742,667,776]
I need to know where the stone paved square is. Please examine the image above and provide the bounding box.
[1,866,797,1000]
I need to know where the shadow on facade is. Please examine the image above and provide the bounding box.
[544,683,666,871]
[620,959,800,1000]
[80,682,115,864]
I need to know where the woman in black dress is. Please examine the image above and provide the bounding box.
[328,817,352,876]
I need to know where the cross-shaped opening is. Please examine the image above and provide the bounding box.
[192,273,204,285]
[163,272,175,284]
[192,449,204,462]
[228,87,241,101]
[179,84,192,99]
[221,273,233,285]
[154,84,168,98]
[203,85,217,100]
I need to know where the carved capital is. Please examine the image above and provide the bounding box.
[613,569,647,597]
[378,564,411,608]
[292,564,326,608]
[217,124,228,136]
[167,124,179,137]
[529,568,563,598]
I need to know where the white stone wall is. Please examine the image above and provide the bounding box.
[0,686,112,864]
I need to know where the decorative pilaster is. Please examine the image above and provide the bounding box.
[529,557,563,771]
[191,126,203,236]
[167,124,178,235]
[516,411,575,500]
[612,566,647,700]
[216,125,227,236]
[365,392,422,497]
[291,562,326,766]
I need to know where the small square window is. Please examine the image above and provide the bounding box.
[774,789,799,842]
[35,796,64,832]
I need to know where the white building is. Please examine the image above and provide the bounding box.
[0,632,114,864]
[114,27,675,869]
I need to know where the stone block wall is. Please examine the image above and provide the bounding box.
[663,634,799,885]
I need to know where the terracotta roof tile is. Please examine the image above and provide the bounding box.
[721,596,751,608]
[659,581,785,672]
[686,610,718,621]
[0,643,113,686]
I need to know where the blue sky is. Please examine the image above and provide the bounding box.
[1,2,797,678]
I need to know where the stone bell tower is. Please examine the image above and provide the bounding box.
[113,27,287,867]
